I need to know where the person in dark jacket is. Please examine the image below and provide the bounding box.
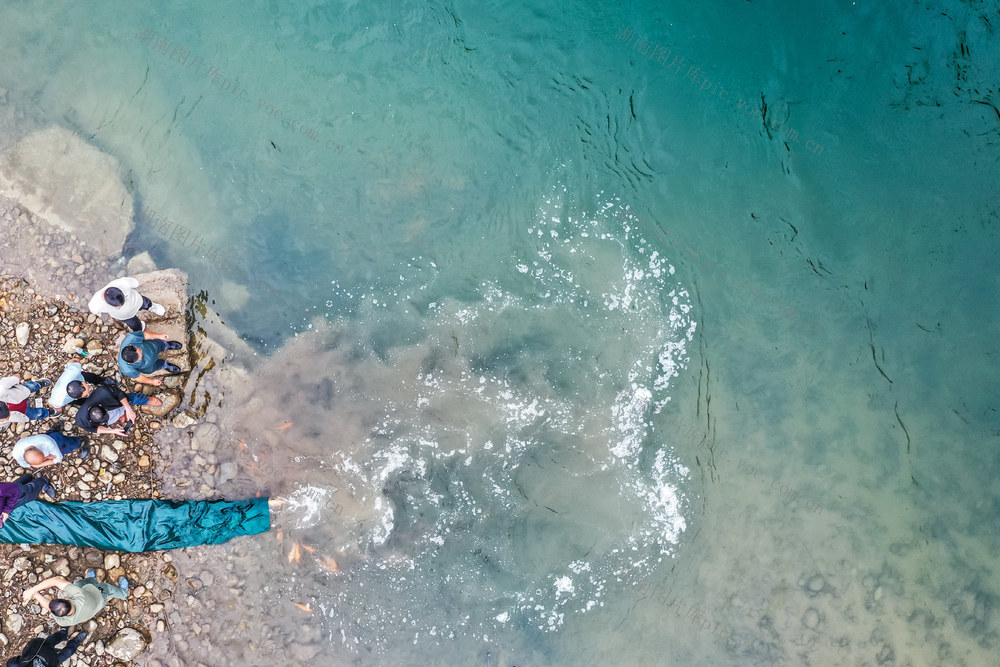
[5,628,87,667]
[70,378,161,436]
[0,473,55,529]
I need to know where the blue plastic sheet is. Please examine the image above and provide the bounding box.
[0,497,270,552]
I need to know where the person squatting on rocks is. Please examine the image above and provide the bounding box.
[117,330,183,386]
[73,377,160,436]
[76,385,160,436]
[88,277,166,332]
[22,572,129,627]
[0,473,56,528]
[11,431,89,470]
[0,376,52,429]
[47,361,107,413]
[4,628,88,667]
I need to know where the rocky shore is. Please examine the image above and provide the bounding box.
[0,126,252,665]
[0,275,188,664]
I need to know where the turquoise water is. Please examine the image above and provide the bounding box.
[2,1,999,665]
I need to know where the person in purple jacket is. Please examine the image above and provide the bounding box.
[0,473,55,529]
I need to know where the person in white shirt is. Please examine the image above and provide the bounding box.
[88,277,166,332]
[0,376,52,430]
[11,431,89,469]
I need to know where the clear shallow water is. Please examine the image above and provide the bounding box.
[2,0,999,665]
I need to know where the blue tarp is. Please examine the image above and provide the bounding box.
[0,497,270,552]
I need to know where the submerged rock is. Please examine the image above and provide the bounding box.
[172,412,197,428]
[0,126,135,258]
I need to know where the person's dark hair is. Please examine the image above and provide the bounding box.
[121,345,139,363]
[0,403,8,420]
[103,286,125,307]
[49,599,72,617]
[66,381,86,399]
[87,405,108,426]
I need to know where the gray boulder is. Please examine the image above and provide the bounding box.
[0,126,134,258]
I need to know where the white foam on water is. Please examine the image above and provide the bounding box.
[308,184,696,650]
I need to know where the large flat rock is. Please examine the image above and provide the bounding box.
[113,269,192,374]
[0,126,133,258]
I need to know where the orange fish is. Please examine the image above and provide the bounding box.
[319,555,340,572]
[301,544,316,554]
[292,602,312,612]
[275,422,294,430]
[288,542,301,563]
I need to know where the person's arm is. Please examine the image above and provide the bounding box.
[81,371,107,385]
[30,454,60,469]
[0,375,20,398]
[142,331,168,341]
[0,490,18,520]
[134,374,163,386]
[22,576,70,605]
[120,397,137,423]
[96,425,127,436]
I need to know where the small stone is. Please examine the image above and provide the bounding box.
[172,412,197,428]
[802,607,820,629]
[150,421,161,429]
[113,473,126,484]
[71,254,84,264]
[162,563,178,582]
[156,619,166,632]
[219,462,237,483]
[138,455,151,467]
[101,445,119,462]
[5,612,23,634]
[13,557,30,572]
[186,577,203,590]
[52,558,71,577]
[106,627,147,661]
[150,603,164,614]
[105,554,120,570]
[87,313,97,323]
[807,575,824,593]
[15,322,29,346]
